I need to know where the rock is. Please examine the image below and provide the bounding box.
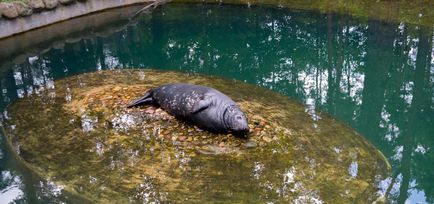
[262,136,272,143]
[43,0,58,10]
[112,86,121,91]
[14,2,33,17]
[29,0,45,11]
[0,3,19,19]
[178,136,186,142]
[244,140,257,148]
[144,108,155,114]
[59,0,75,5]
[197,145,239,155]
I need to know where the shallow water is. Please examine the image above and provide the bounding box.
[0,3,433,204]
[2,70,389,203]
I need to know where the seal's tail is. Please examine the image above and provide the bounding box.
[126,91,153,108]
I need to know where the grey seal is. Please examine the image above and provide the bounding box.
[127,83,249,135]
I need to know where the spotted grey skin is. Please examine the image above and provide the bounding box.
[127,83,249,135]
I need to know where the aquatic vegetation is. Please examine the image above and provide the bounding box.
[2,70,390,202]
[173,0,434,26]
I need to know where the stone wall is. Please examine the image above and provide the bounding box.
[0,0,157,39]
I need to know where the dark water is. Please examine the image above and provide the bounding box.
[0,3,433,203]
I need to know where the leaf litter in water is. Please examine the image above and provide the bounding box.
[2,69,390,203]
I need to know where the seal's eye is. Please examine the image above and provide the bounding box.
[236,116,242,120]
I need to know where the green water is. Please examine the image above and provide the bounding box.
[0,3,433,204]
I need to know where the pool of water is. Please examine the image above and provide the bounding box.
[0,3,433,203]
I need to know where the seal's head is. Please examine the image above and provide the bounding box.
[223,105,249,135]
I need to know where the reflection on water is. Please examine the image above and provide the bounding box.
[0,3,433,203]
[0,171,24,203]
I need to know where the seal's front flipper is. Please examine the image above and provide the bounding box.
[126,91,153,108]
[190,98,211,114]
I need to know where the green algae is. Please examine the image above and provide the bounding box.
[2,69,390,203]
[173,0,434,27]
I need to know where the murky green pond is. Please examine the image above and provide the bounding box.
[0,3,433,204]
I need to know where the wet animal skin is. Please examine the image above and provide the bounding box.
[127,83,249,135]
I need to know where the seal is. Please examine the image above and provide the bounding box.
[127,83,249,135]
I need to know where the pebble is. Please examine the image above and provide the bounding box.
[144,108,155,114]
[63,85,279,154]
[244,140,257,148]
[262,136,272,143]
[178,136,187,142]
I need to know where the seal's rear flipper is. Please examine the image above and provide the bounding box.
[126,91,153,108]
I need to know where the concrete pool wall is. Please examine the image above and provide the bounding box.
[0,0,159,39]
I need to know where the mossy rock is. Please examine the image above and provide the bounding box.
[29,0,45,11]
[2,69,390,203]
[0,2,19,18]
[42,0,58,9]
